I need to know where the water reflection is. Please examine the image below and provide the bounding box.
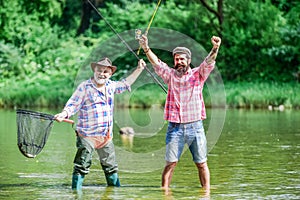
[161,187,211,200]
[119,127,135,150]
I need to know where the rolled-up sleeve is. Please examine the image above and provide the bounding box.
[153,60,172,84]
[63,82,86,118]
[198,59,215,82]
[114,79,131,94]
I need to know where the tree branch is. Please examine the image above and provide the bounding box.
[199,0,223,37]
[199,0,220,18]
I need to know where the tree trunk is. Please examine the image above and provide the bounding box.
[76,0,104,36]
[76,0,92,36]
[199,0,223,37]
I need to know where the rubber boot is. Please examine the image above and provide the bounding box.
[72,174,85,190]
[105,173,121,187]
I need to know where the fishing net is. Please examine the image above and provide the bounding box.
[16,109,55,158]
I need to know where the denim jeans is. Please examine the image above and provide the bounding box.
[165,120,207,163]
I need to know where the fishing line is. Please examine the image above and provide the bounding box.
[87,0,167,94]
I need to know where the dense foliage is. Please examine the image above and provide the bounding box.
[0,0,299,108]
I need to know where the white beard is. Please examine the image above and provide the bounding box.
[94,74,107,85]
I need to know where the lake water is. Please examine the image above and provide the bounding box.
[0,108,299,199]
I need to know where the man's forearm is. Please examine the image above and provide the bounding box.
[205,45,220,64]
[125,68,143,86]
[144,47,160,66]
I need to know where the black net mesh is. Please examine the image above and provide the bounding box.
[16,109,55,158]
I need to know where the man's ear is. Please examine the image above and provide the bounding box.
[188,58,191,65]
[108,67,114,76]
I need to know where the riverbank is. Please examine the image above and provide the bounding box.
[0,78,299,110]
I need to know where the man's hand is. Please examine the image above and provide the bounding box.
[139,35,149,51]
[211,36,221,48]
[137,59,146,70]
[206,36,221,64]
[54,111,67,122]
[139,35,159,66]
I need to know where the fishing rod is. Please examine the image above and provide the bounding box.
[136,0,162,55]
[87,0,167,94]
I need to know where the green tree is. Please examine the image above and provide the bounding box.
[220,0,286,81]
[267,1,300,81]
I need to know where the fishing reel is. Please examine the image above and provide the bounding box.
[135,29,142,40]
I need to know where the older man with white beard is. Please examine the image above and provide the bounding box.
[55,57,145,190]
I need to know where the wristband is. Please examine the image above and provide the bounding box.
[144,48,150,53]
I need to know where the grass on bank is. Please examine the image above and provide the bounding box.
[223,82,299,109]
[0,78,299,109]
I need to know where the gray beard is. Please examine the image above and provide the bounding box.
[93,74,107,85]
[174,64,189,76]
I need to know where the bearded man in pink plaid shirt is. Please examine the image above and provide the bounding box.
[139,35,221,193]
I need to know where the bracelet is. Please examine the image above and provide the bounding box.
[144,48,150,53]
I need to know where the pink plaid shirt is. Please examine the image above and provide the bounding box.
[154,59,215,123]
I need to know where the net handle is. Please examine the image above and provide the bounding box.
[62,118,74,124]
[16,109,74,124]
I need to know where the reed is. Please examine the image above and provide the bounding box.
[224,82,300,109]
[1,80,299,109]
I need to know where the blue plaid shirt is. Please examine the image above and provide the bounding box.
[64,78,130,138]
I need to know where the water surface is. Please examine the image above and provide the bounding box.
[0,108,299,199]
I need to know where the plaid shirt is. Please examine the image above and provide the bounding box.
[154,59,215,123]
[63,78,130,138]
